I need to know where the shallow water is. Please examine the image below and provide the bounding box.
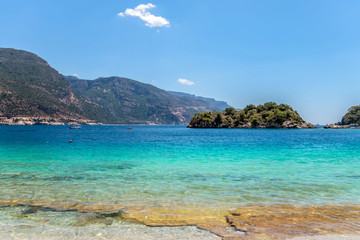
[1,126,360,238]
[0,206,220,240]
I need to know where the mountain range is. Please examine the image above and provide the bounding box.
[0,47,231,125]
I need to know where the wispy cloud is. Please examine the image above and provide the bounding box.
[178,78,194,85]
[118,3,170,28]
[72,73,79,77]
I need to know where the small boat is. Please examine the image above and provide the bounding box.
[126,127,132,130]
[69,125,81,129]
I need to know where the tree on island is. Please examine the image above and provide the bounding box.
[342,105,360,125]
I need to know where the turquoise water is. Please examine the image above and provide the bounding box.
[1,125,360,209]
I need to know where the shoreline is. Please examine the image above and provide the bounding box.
[0,220,359,240]
[1,200,360,239]
[1,123,360,129]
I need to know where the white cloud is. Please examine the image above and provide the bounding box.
[118,3,170,28]
[178,78,194,85]
[72,73,79,77]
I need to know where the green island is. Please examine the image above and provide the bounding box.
[188,102,316,128]
[342,105,360,125]
[325,105,360,129]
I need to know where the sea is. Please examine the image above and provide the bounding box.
[0,125,360,239]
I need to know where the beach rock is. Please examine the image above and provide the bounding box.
[22,207,40,215]
[225,205,360,239]
[2,200,360,239]
[120,206,237,238]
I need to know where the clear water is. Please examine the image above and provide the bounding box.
[1,125,360,239]
[1,125,359,208]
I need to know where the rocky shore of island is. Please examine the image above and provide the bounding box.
[324,123,359,129]
[189,120,315,129]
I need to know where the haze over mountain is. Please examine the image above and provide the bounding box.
[168,91,231,111]
[0,48,230,125]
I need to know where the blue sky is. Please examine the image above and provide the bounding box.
[1,0,359,124]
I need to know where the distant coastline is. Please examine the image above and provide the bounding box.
[0,117,98,126]
[1,48,359,127]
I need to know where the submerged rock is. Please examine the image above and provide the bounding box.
[21,207,40,215]
[75,213,113,226]
[225,205,360,239]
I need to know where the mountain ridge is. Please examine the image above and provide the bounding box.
[0,47,231,125]
[67,76,230,124]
